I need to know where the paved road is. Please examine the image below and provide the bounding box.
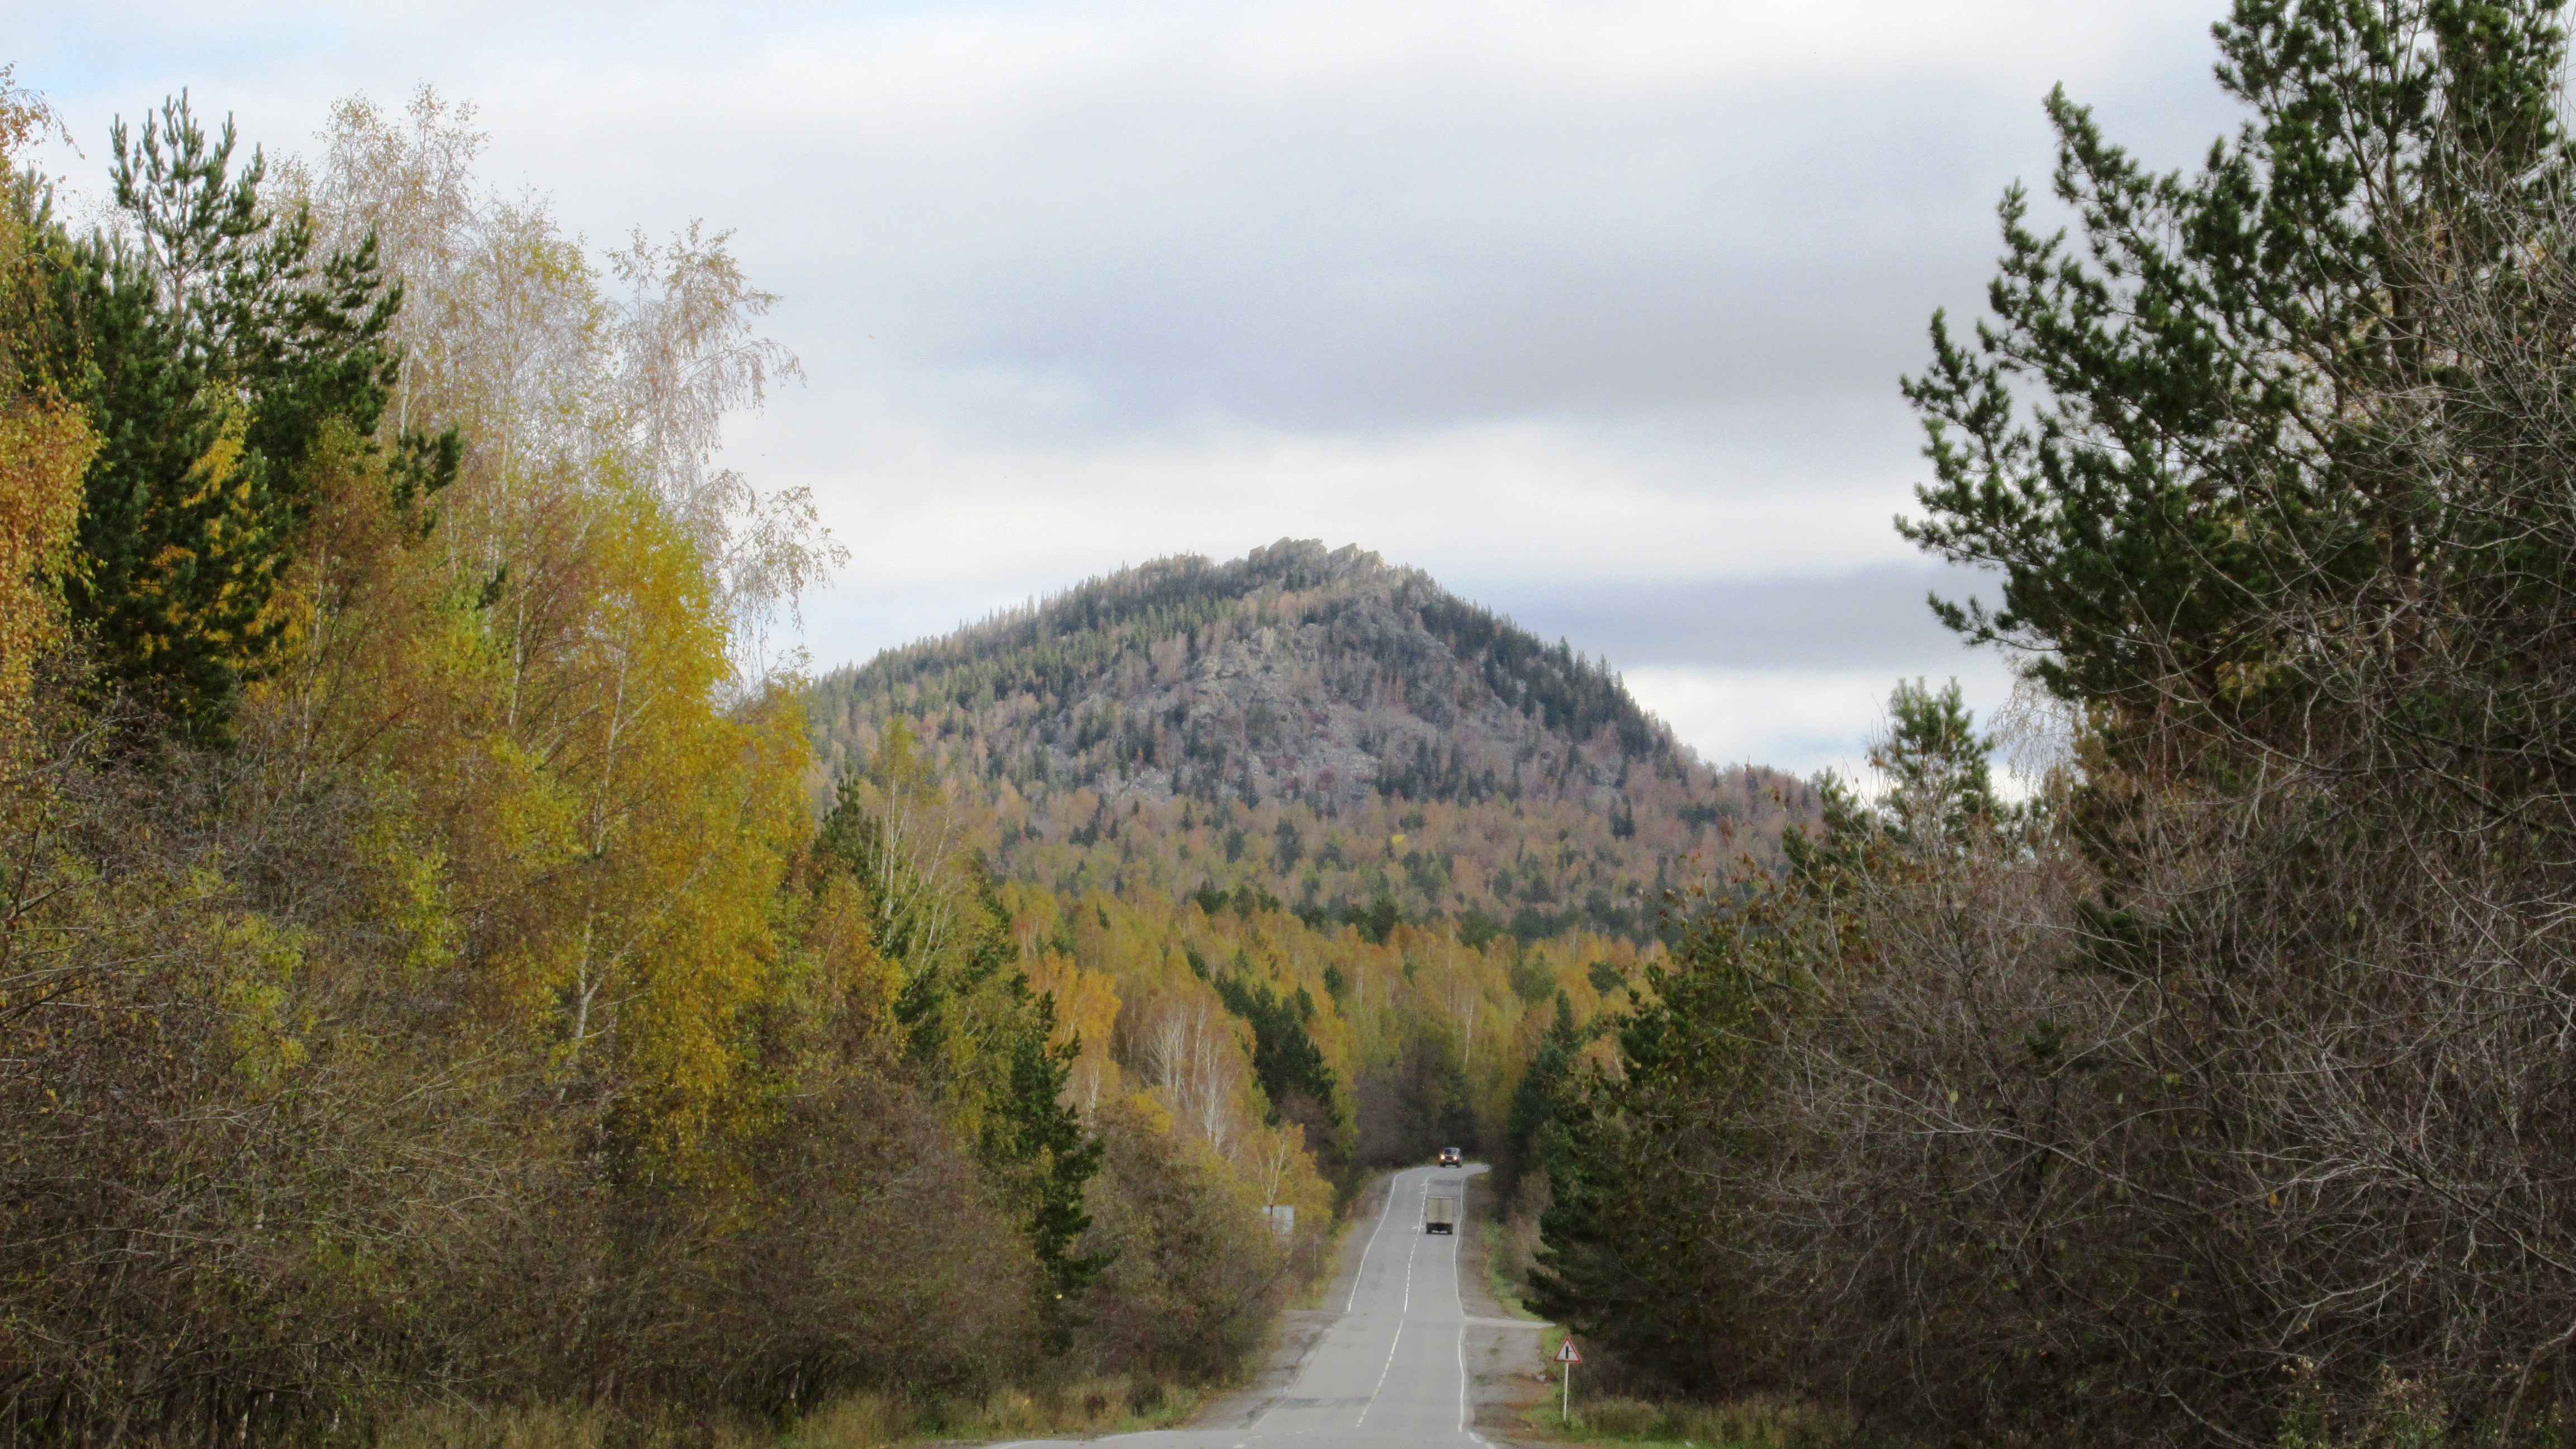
[996,1164,1515,1449]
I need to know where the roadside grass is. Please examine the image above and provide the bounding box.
[1519,1394,1855,1449]
[377,1403,629,1449]
[1516,1317,1852,1449]
[782,1376,1204,1446]
[376,1376,1205,1449]
[1478,1210,1541,1321]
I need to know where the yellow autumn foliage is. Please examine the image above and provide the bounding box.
[0,76,95,749]
[0,401,93,733]
[253,425,814,1180]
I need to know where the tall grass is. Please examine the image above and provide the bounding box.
[372,1376,1202,1449]
[1527,1394,1854,1449]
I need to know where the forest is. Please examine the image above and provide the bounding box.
[0,80,1595,1446]
[0,71,1691,1449]
[1511,1,2576,1445]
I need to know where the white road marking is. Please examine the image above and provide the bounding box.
[1049,1166,1522,1448]
[1343,1169,1407,1315]
[1450,1186,1473,1438]
[1456,1320,1472,1434]
[1261,1170,1422,1439]
[1356,1200,1428,1432]
[1400,1227,1419,1315]
[1355,1321,1404,1428]
[1452,1191,1471,1325]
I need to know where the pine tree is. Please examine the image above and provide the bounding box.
[1872,679,1997,846]
[983,946,1108,1344]
[815,746,1105,1342]
[44,94,408,738]
[1902,0,2567,727]
[1528,905,1774,1395]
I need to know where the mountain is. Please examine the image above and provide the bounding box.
[806,539,1816,943]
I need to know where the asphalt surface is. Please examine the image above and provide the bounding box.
[992,1164,1514,1449]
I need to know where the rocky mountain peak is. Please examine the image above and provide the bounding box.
[808,541,1813,942]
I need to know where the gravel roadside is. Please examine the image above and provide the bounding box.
[1457,1169,1552,1446]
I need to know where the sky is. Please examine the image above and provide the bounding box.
[7,0,2247,778]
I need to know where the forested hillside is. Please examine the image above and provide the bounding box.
[804,539,1783,1201]
[809,541,1812,944]
[827,718,1656,1179]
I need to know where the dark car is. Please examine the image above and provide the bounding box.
[1437,1146,1461,1166]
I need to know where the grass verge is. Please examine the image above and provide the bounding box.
[1479,1211,1540,1321]
[1518,1394,1853,1449]
[376,1376,1206,1449]
[781,1377,1204,1446]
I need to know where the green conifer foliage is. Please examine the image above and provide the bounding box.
[814,738,1105,1342]
[1871,679,1996,846]
[1500,989,1587,1197]
[1531,680,1991,1399]
[45,94,405,738]
[1528,900,1776,1393]
[1212,967,1342,1134]
[1901,1,2567,727]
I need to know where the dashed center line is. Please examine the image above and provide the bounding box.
[1353,1320,1404,1429]
[1356,1181,1426,1431]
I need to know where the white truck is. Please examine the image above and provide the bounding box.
[1424,1186,1460,1235]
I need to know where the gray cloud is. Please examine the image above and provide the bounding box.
[27,3,2240,448]
[19,0,2239,767]
[755,83,2094,437]
[1459,561,2002,671]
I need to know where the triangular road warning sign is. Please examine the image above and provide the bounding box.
[1556,1339,1582,1363]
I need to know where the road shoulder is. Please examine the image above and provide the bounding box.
[1459,1169,1551,1446]
[1182,1170,1396,1432]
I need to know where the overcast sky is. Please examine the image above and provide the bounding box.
[10,0,2247,777]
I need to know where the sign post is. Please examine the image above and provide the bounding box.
[1555,1337,1582,1422]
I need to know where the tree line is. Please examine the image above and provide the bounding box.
[1515,2,2576,1444]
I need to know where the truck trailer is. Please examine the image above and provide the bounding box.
[1424,1189,1460,1234]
